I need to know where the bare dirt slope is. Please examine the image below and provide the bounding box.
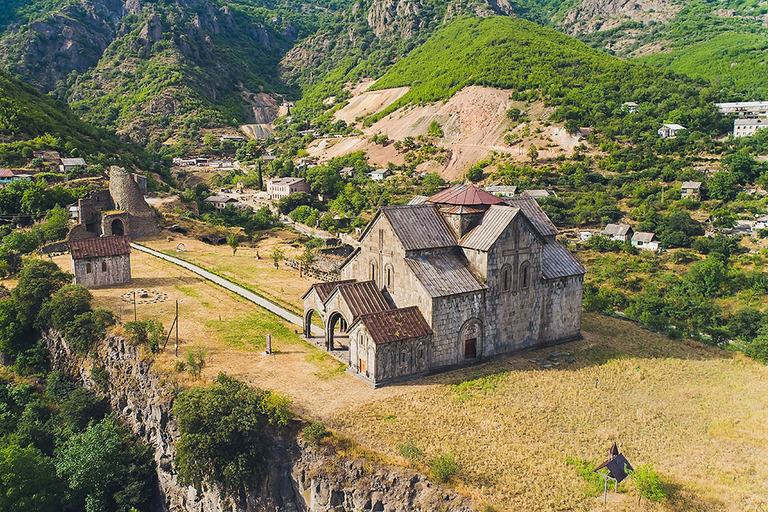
[310,84,582,180]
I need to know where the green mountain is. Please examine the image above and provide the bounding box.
[0,70,153,168]
[0,0,348,144]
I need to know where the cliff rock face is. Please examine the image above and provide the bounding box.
[45,329,474,512]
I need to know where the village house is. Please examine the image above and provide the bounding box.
[266,177,311,200]
[0,169,31,188]
[521,189,553,199]
[622,102,639,114]
[753,214,768,232]
[59,157,86,173]
[70,235,131,289]
[484,184,517,198]
[681,181,702,200]
[602,223,634,242]
[220,135,245,143]
[339,166,355,178]
[204,195,237,210]
[658,124,686,138]
[303,184,585,387]
[369,169,392,181]
[631,232,659,251]
[734,118,768,138]
[715,101,768,118]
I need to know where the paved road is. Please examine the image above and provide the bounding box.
[131,243,323,336]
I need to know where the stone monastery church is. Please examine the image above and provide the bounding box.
[303,184,586,387]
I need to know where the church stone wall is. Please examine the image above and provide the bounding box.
[430,291,484,367]
[348,325,430,386]
[73,254,131,289]
[537,276,584,344]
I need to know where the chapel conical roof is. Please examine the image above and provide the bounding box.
[428,184,504,206]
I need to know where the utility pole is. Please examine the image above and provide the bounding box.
[175,299,183,357]
[132,290,137,322]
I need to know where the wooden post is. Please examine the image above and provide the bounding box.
[265,333,272,355]
[175,300,179,357]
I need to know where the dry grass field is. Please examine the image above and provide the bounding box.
[42,235,768,511]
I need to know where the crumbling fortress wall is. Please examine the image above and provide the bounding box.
[109,168,159,238]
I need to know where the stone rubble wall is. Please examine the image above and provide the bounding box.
[44,330,475,512]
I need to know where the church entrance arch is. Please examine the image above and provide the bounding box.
[304,309,324,338]
[459,318,483,360]
[111,218,125,236]
[326,311,350,351]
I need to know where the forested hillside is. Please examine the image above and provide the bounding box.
[0,71,154,168]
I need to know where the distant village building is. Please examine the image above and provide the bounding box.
[521,189,553,199]
[303,185,585,387]
[484,184,517,198]
[339,166,355,178]
[266,177,311,200]
[753,214,768,232]
[658,124,686,139]
[220,135,245,143]
[70,235,131,289]
[681,181,702,200]
[0,169,31,188]
[622,102,639,114]
[369,169,392,181]
[602,223,633,242]
[262,155,277,163]
[734,118,768,138]
[204,196,237,210]
[715,101,768,118]
[33,150,60,161]
[631,232,659,251]
[579,231,595,242]
[59,158,86,173]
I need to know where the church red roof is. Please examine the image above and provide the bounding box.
[428,184,504,206]
[70,236,131,259]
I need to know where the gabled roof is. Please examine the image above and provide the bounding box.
[61,157,86,166]
[631,232,657,243]
[378,205,457,251]
[661,123,685,130]
[204,195,236,204]
[681,181,702,189]
[521,189,551,198]
[460,205,520,251]
[541,242,586,280]
[302,279,356,301]
[351,306,432,345]
[405,251,484,297]
[428,184,504,206]
[407,195,429,205]
[505,196,558,237]
[0,169,13,178]
[70,236,130,259]
[325,280,392,318]
[602,223,632,236]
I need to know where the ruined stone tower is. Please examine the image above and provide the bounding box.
[108,168,159,238]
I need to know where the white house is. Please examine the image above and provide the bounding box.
[622,102,639,113]
[369,169,392,181]
[602,223,634,242]
[631,232,659,251]
[521,189,553,199]
[485,184,517,198]
[734,118,768,138]
[658,124,686,139]
[715,101,768,117]
[59,157,86,172]
[681,181,702,200]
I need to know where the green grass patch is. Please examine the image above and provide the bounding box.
[304,349,346,380]
[450,371,508,401]
[205,311,302,350]
[174,284,201,298]
[565,457,605,497]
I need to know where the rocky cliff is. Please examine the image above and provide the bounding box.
[45,329,474,512]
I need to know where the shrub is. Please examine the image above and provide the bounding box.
[258,390,293,428]
[397,440,423,462]
[173,374,267,495]
[64,309,116,354]
[631,463,666,502]
[186,346,207,379]
[124,320,166,353]
[302,422,329,446]
[429,451,457,482]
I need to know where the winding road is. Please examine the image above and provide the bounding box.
[131,243,323,336]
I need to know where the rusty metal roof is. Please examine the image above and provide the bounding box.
[303,279,356,301]
[0,169,13,178]
[325,280,392,318]
[405,251,485,297]
[541,242,586,280]
[428,184,504,206]
[505,196,558,237]
[460,205,520,251]
[381,205,457,251]
[70,236,130,259]
[352,306,432,345]
[407,195,429,205]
